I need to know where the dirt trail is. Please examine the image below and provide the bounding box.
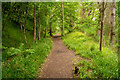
[37,37,76,78]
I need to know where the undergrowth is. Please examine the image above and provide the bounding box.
[2,38,52,78]
[2,21,33,48]
[2,21,53,78]
[63,32,118,78]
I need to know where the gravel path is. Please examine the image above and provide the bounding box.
[37,37,76,78]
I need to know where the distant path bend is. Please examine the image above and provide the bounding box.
[37,37,76,78]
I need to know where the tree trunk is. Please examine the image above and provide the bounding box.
[50,22,52,36]
[118,1,120,54]
[44,27,47,38]
[62,1,64,36]
[23,10,27,44]
[20,18,22,31]
[19,14,23,31]
[53,23,54,33]
[100,2,105,51]
[110,0,116,46]
[98,2,101,26]
[38,3,41,40]
[69,12,73,33]
[33,3,36,44]
[23,26,27,44]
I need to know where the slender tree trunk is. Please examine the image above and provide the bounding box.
[23,11,27,44]
[62,1,64,36]
[100,2,105,51]
[33,4,36,44]
[50,22,52,36]
[98,2,101,26]
[20,18,22,31]
[53,23,54,33]
[38,3,41,40]
[38,23,41,40]
[23,27,27,44]
[110,0,116,46]
[44,27,47,38]
[118,2,120,54]
[69,12,73,32]
[19,14,23,31]
[97,2,101,38]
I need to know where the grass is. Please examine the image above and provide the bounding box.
[63,32,118,78]
[2,21,53,78]
[2,38,52,78]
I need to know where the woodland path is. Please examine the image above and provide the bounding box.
[37,35,79,78]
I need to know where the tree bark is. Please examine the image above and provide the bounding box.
[23,10,27,44]
[118,2,120,54]
[98,2,101,26]
[38,3,41,40]
[100,2,105,51]
[33,3,36,44]
[62,1,64,36]
[50,22,52,36]
[23,26,27,44]
[110,0,116,46]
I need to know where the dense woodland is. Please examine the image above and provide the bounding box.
[1,1,120,79]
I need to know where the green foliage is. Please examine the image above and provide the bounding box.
[2,2,119,79]
[2,38,52,78]
[2,21,33,48]
[2,13,53,78]
[63,32,118,78]
[7,47,21,57]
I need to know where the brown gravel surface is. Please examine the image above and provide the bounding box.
[37,37,76,78]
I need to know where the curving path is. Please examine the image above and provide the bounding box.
[37,37,76,78]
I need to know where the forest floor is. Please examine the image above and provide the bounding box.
[37,36,80,78]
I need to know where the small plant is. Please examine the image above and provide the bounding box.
[7,47,21,57]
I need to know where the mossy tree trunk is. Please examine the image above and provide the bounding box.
[33,3,36,44]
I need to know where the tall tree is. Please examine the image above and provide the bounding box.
[33,3,36,43]
[23,10,28,44]
[38,3,41,40]
[62,1,64,36]
[118,2,120,54]
[50,22,52,36]
[44,4,48,38]
[110,0,116,46]
[100,2,105,51]
[19,9,23,31]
